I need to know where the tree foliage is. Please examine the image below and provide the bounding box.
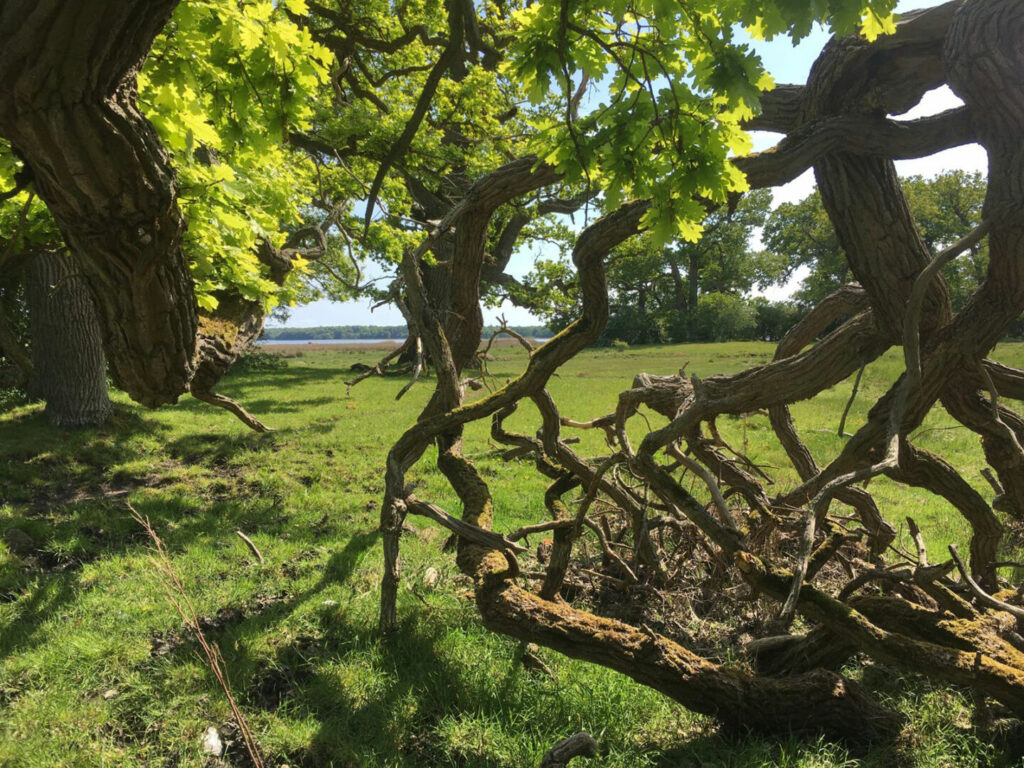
[1,0,331,313]
[506,0,895,241]
[764,170,988,309]
[0,0,333,420]
[278,0,898,317]
[524,189,792,344]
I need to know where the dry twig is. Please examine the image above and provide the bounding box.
[130,504,265,768]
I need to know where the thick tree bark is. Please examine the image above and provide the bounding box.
[0,1,195,407]
[0,2,311,428]
[469,543,904,744]
[25,251,111,427]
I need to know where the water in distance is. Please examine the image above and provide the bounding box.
[256,338,403,345]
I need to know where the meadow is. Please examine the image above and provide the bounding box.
[2,340,1024,767]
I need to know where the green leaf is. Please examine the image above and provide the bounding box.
[860,10,896,42]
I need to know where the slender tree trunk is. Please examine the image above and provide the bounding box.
[668,260,685,311]
[687,251,699,339]
[25,251,111,427]
[667,259,687,341]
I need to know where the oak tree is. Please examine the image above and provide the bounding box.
[763,170,988,309]
[7,0,1024,749]
[349,0,1024,742]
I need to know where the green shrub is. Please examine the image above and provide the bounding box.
[692,293,757,342]
[0,385,30,414]
[231,348,288,373]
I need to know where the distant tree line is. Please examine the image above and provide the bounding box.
[521,171,990,346]
[261,324,552,341]
[524,189,804,345]
[262,325,408,340]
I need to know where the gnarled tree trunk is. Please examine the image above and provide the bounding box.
[0,1,323,430]
[0,1,195,408]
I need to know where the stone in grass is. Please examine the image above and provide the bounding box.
[201,726,223,757]
[422,567,440,589]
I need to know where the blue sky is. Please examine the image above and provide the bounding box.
[270,2,985,327]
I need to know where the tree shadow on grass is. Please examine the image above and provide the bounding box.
[0,485,297,665]
[2,396,567,765]
[240,396,338,414]
[0,572,80,660]
[323,530,382,585]
[161,428,281,467]
[644,665,994,768]
[1,404,169,471]
[297,618,474,767]
[0,410,299,665]
[173,392,340,419]
[119,527,516,766]
[226,603,512,767]
[159,419,350,470]
[0,408,161,660]
[221,364,349,390]
[130,528,383,670]
[650,730,853,768]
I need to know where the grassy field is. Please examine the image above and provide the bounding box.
[2,340,1024,767]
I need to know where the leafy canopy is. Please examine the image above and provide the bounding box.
[287,0,898,315]
[140,0,333,312]
[1,0,334,315]
[3,0,901,322]
[505,0,897,243]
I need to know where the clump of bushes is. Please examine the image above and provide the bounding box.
[0,386,30,414]
[232,349,288,373]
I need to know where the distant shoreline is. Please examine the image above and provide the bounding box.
[255,338,402,346]
[256,337,551,354]
[260,324,551,343]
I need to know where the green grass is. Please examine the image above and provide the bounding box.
[2,341,1024,766]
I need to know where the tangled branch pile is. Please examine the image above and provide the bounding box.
[376,0,1024,744]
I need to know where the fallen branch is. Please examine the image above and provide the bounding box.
[540,733,598,768]
[235,531,265,565]
[949,544,1024,622]
[191,390,272,433]
[404,496,527,555]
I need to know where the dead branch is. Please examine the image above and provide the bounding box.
[540,733,598,767]
[949,545,1024,623]
[191,390,272,433]
[404,496,527,556]
[235,531,265,565]
[131,506,265,768]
